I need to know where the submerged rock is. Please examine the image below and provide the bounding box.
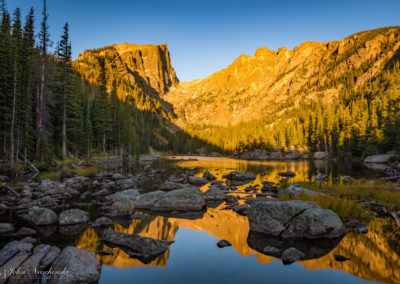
[281,247,305,264]
[248,200,345,239]
[217,240,232,248]
[263,246,281,257]
[92,217,113,227]
[334,254,351,261]
[59,209,89,225]
[48,246,101,284]
[27,206,58,225]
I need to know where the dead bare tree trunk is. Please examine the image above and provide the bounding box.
[10,62,17,165]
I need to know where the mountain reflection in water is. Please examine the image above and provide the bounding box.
[76,205,400,283]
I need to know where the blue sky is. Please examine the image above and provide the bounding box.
[5,0,400,81]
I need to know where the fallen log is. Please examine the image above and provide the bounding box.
[4,185,20,197]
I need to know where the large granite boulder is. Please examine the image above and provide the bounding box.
[59,209,89,225]
[248,200,345,239]
[134,190,165,209]
[27,206,58,225]
[153,187,205,211]
[48,246,101,284]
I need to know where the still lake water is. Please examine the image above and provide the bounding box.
[89,157,397,283]
[2,157,399,283]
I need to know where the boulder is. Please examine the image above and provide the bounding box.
[315,173,328,181]
[39,246,60,270]
[281,247,305,264]
[106,189,140,202]
[0,241,33,266]
[222,171,255,181]
[364,151,396,164]
[11,227,36,237]
[217,240,232,248]
[159,181,186,191]
[203,186,227,201]
[27,206,58,225]
[59,209,89,225]
[281,207,346,239]
[153,187,205,211]
[38,179,63,195]
[202,171,217,181]
[313,152,328,160]
[262,246,281,257]
[189,176,209,186]
[279,184,320,197]
[0,223,14,234]
[47,246,101,284]
[110,198,135,215]
[101,230,172,260]
[248,200,345,239]
[278,171,296,177]
[92,217,113,227]
[134,191,165,209]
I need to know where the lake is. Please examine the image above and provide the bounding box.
[1,157,399,283]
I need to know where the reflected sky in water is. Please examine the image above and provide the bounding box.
[99,228,373,284]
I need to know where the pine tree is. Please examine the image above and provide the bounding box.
[36,0,50,158]
[10,8,22,164]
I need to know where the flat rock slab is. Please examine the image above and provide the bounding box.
[0,241,33,266]
[7,244,51,284]
[101,230,172,259]
[47,246,101,284]
[0,251,31,284]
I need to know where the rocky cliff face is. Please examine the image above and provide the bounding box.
[163,26,400,126]
[73,43,179,113]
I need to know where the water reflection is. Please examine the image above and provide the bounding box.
[72,157,399,283]
[76,205,400,283]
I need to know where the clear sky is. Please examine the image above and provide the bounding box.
[5,0,400,81]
